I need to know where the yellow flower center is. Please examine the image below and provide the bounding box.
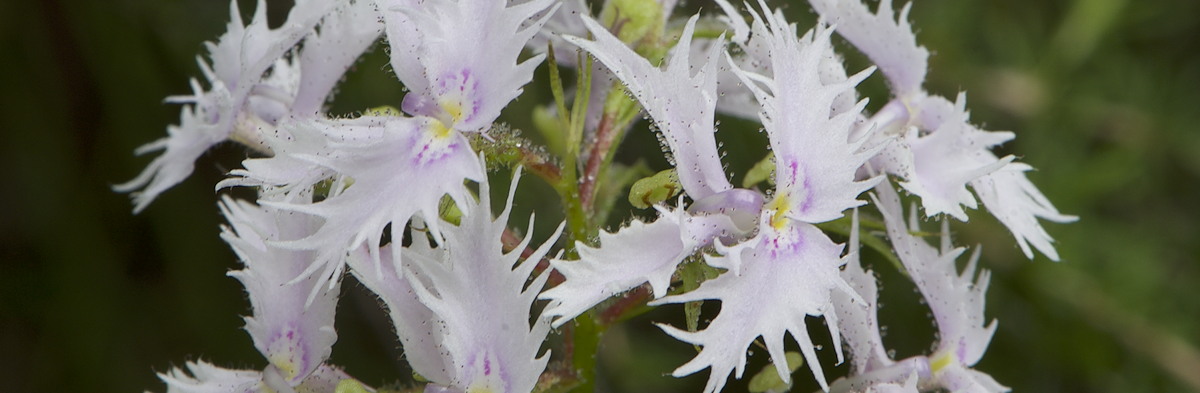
[930,350,956,373]
[766,194,792,231]
[440,96,467,125]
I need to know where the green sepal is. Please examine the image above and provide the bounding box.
[362,105,403,117]
[628,168,682,209]
[593,161,652,226]
[600,0,664,48]
[678,258,720,336]
[533,105,567,157]
[439,194,463,226]
[747,352,804,393]
[742,152,776,188]
[334,379,374,393]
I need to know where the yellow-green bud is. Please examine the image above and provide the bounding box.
[600,0,664,48]
[629,168,682,209]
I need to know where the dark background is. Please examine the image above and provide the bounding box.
[2,0,1198,392]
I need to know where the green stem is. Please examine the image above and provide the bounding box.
[570,313,603,393]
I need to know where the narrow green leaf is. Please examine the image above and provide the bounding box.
[747,352,804,393]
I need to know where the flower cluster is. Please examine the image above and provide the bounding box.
[121,0,1073,392]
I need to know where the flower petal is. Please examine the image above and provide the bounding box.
[971,165,1078,261]
[405,171,563,392]
[727,5,881,224]
[347,243,451,384]
[654,222,854,393]
[566,14,734,200]
[231,115,484,305]
[384,0,557,131]
[158,361,262,393]
[871,182,997,370]
[220,196,340,385]
[291,0,384,117]
[116,0,336,212]
[807,0,929,98]
[832,210,893,375]
[540,200,751,326]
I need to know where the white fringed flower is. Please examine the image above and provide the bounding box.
[157,360,356,393]
[649,3,877,390]
[363,170,563,393]
[539,201,751,326]
[116,0,342,212]
[811,0,1073,260]
[540,12,773,329]
[806,0,928,98]
[653,217,856,393]
[726,6,881,224]
[871,183,1008,393]
[220,196,341,385]
[380,0,558,132]
[229,115,484,303]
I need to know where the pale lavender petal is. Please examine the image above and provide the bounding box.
[716,0,858,120]
[405,171,563,392]
[936,363,1010,393]
[347,244,451,384]
[154,361,362,393]
[376,0,428,98]
[220,196,339,385]
[566,14,734,200]
[871,182,998,374]
[233,116,484,305]
[833,210,893,375]
[157,361,262,393]
[218,117,340,204]
[525,0,591,67]
[292,0,384,117]
[540,200,751,327]
[971,164,1078,261]
[116,0,336,212]
[386,0,557,132]
[727,5,880,224]
[653,220,855,393]
[808,0,929,98]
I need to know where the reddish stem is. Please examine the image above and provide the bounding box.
[579,111,618,209]
[522,147,563,185]
[598,285,652,326]
[502,228,564,286]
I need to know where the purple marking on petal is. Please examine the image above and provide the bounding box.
[432,69,483,124]
[764,224,807,259]
[484,357,492,376]
[781,158,816,216]
[957,339,968,364]
[402,93,440,118]
[408,123,462,167]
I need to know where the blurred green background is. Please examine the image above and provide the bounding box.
[2,0,1198,392]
